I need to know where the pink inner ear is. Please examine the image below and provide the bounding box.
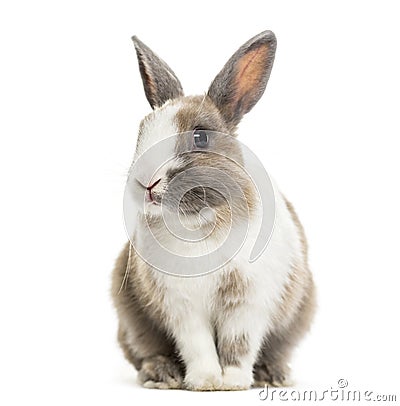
[234,45,269,107]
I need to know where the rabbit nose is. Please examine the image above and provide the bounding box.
[147,178,161,191]
[146,178,161,202]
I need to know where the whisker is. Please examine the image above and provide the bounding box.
[118,242,132,294]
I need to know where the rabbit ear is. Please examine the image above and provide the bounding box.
[207,31,276,128]
[132,36,184,109]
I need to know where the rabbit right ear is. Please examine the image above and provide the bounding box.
[208,31,277,128]
[132,36,184,109]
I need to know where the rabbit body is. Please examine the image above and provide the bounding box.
[112,31,315,391]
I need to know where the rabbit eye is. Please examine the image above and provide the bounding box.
[193,128,209,148]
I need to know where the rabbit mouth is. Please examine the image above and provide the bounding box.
[146,195,161,206]
[134,176,228,217]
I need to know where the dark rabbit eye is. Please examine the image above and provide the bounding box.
[193,128,209,148]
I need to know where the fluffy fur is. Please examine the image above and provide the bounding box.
[112,31,316,391]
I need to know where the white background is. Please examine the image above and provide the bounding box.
[1,1,399,405]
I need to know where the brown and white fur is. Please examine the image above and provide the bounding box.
[112,31,316,391]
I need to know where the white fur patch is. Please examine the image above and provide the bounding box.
[130,101,184,216]
[135,101,181,166]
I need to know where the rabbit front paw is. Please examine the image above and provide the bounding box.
[184,366,223,391]
[221,366,252,390]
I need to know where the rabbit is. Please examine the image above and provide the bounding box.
[111,30,316,391]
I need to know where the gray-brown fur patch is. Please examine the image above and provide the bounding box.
[214,270,251,369]
[174,95,228,135]
[117,324,142,370]
[111,243,178,372]
[216,269,249,311]
[138,355,184,389]
[274,262,311,331]
[172,96,259,227]
[218,333,250,368]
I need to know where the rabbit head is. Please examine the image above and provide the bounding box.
[129,31,276,226]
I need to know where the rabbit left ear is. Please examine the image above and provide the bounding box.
[132,36,184,109]
[208,31,277,128]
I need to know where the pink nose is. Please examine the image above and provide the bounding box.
[146,178,161,201]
